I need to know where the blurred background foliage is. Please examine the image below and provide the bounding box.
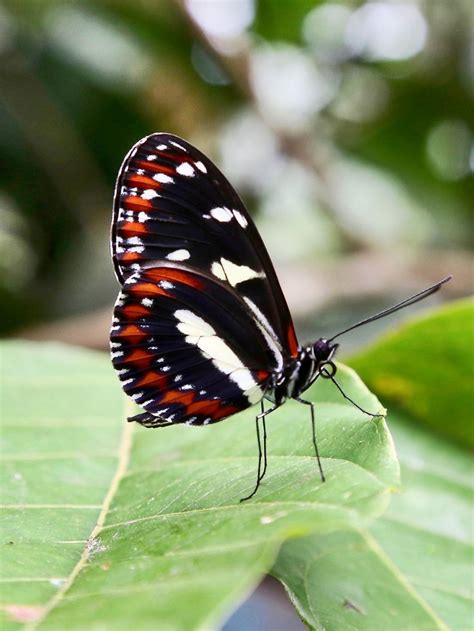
[1,3,472,629]
[0,0,472,346]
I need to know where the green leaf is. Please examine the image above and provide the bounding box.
[349,298,474,447]
[273,301,473,630]
[1,341,396,630]
[273,412,473,630]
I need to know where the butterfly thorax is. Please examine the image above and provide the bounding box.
[268,338,338,407]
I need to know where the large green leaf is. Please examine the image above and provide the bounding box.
[349,298,474,447]
[273,412,473,630]
[0,341,396,630]
[273,301,474,630]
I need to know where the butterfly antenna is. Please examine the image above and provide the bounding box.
[328,275,452,342]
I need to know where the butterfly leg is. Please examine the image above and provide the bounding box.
[258,400,268,482]
[240,402,277,502]
[296,397,326,482]
[321,369,382,418]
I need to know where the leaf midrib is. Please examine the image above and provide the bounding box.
[24,417,134,630]
[361,530,450,631]
[297,530,450,631]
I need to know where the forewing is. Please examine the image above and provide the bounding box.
[111,266,274,426]
[111,133,299,360]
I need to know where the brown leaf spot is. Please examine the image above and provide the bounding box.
[343,599,365,615]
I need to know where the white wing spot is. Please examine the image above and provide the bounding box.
[138,211,150,223]
[195,160,207,173]
[170,140,188,152]
[233,210,248,228]
[156,144,167,150]
[153,173,174,184]
[147,154,157,161]
[127,236,142,246]
[166,249,190,261]
[141,189,159,200]
[159,280,174,290]
[210,206,233,222]
[141,297,153,307]
[176,162,195,177]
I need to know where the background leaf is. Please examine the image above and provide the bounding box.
[273,301,473,630]
[349,299,474,447]
[0,341,396,630]
[273,413,472,630]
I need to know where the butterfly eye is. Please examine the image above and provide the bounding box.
[311,338,332,362]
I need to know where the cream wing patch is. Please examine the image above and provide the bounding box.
[211,257,265,287]
[211,261,226,281]
[244,297,284,371]
[175,310,215,337]
[174,309,263,404]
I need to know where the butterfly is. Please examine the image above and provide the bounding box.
[110,133,451,500]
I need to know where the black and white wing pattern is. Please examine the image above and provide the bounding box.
[111,266,274,426]
[110,133,300,426]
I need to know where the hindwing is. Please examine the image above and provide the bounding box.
[111,266,276,426]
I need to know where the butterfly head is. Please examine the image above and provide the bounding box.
[310,338,338,364]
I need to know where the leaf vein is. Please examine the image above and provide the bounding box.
[24,419,134,630]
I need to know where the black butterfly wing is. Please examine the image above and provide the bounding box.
[111,133,300,363]
[111,266,274,426]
